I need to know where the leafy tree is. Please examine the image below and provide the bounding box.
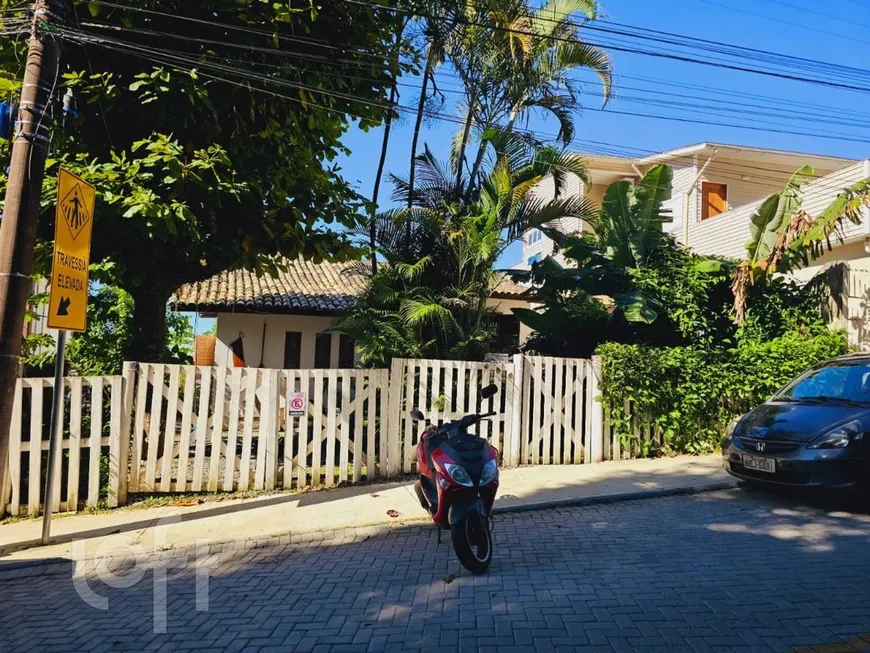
[21,285,193,376]
[0,0,406,362]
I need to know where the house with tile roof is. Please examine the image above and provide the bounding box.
[172,259,533,369]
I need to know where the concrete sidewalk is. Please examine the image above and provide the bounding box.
[0,455,731,565]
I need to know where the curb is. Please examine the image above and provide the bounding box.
[0,481,739,582]
[493,480,740,514]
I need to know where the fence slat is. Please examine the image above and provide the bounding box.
[108,377,123,506]
[238,369,257,491]
[144,364,165,492]
[209,366,227,492]
[87,378,104,508]
[429,360,440,427]
[408,361,421,472]
[118,363,137,506]
[130,365,150,493]
[588,357,604,463]
[325,370,338,487]
[161,366,181,492]
[177,365,197,492]
[223,368,243,492]
[339,373,351,484]
[562,361,575,465]
[282,371,294,490]
[353,371,364,483]
[542,358,554,465]
[508,355,523,467]
[530,358,542,465]
[192,367,212,491]
[28,380,43,516]
[8,381,23,516]
[261,370,279,491]
[552,361,563,465]
[312,369,325,487]
[48,379,64,513]
[457,362,467,417]
[575,361,587,464]
[366,371,378,480]
[67,378,83,510]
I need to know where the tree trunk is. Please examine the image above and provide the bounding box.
[407,47,435,209]
[126,285,170,363]
[369,82,398,275]
[454,90,476,196]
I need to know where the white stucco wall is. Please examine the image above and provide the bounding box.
[214,313,341,369]
[213,298,529,369]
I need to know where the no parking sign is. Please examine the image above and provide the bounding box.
[289,392,307,417]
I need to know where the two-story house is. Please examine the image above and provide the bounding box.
[519,141,870,347]
[520,141,858,266]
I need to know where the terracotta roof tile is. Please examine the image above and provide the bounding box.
[171,260,530,314]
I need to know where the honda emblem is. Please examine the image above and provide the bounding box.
[756,442,766,452]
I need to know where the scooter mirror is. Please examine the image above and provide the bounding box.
[480,384,498,399]
[410,410,425,422]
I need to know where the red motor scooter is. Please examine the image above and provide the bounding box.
[412,383,500,574]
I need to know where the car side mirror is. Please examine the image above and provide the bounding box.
[410,410,425,422]
[480,384,498,399]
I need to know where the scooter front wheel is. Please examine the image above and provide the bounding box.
[450,511,492,574]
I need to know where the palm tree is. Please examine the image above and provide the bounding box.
[466,0,613,189]
[406,0,465,209]
[333,142,593,365]
[370,18,410,272]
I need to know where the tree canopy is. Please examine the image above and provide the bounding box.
[0,0,406,361]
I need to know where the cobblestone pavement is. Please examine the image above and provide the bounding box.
[4,487,870,653]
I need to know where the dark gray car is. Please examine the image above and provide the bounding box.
[722,353,870,488]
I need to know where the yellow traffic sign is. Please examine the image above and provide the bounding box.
[47,169,95,332]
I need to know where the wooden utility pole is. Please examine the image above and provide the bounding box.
[0,1,63,510]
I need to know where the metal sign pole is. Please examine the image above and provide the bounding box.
[41,329,67,545]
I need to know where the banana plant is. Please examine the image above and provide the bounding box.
[729,166,870,323]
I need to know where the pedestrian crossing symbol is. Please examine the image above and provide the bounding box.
[47,169,95,332]
[60,181,91,241]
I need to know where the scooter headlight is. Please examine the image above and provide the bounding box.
[443,463,474,487]
[480,459,498,486]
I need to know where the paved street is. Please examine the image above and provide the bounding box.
[4,487,870,653]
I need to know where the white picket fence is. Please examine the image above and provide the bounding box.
[3,355,613,517]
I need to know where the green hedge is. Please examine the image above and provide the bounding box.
[597,329,849,455]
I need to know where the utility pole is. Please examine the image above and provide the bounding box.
[0,0,63,511]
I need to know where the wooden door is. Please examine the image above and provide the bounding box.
[701,182,728,220]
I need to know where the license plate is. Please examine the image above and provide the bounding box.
[742,454,775,473]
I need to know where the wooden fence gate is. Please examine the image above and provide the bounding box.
[129,365,390,497]
[3,355,608,517]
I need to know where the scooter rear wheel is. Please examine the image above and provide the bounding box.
[450,512,492,574]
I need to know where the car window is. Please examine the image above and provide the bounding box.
[781,360,870,403]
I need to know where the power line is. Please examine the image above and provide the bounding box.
[697,0,870,45]
[61,28,868,197]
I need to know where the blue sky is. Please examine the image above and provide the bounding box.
[335,0,870,265]
[194,0,870,334]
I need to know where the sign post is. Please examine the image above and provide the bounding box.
[42,169,95,544]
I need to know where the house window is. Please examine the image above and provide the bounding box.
[527,253,543,266]
[314,333,332,369]
[339,335,355,368]
[488,315,521,353]
[701,182,728,220]
[527,229,542,244]
[284,331,302,369]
